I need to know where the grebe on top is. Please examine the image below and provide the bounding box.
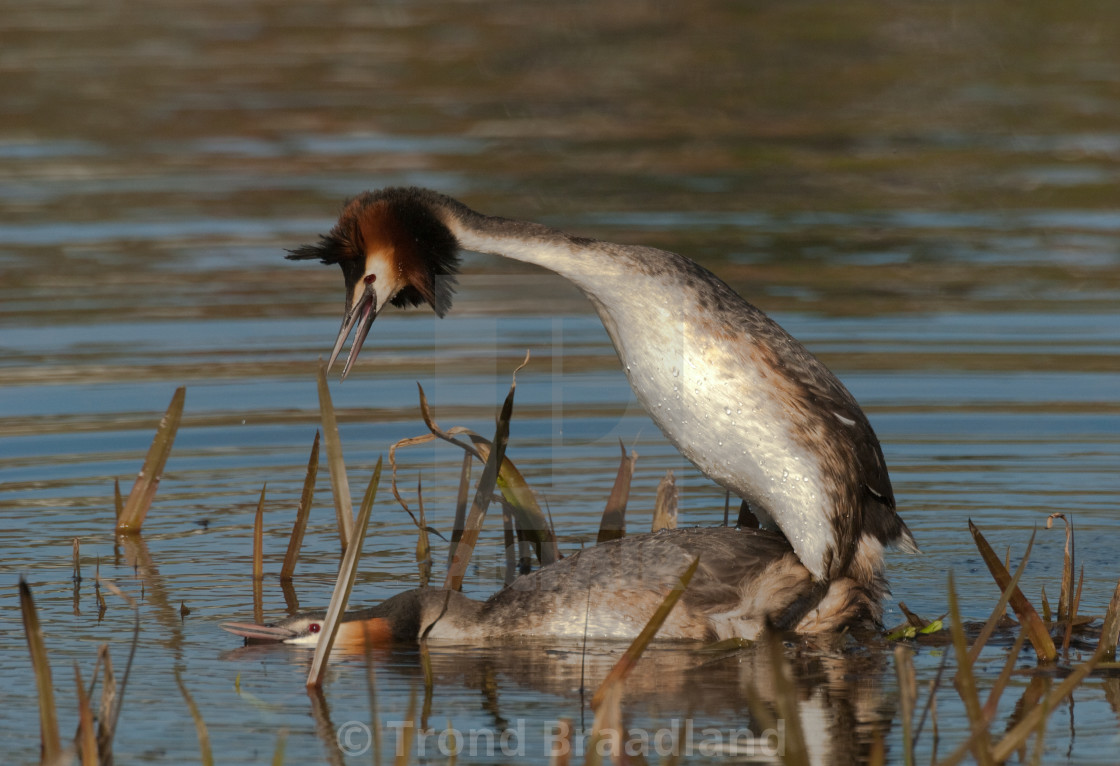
[286,187,916,596]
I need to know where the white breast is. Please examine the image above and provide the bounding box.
[591,283,836,581]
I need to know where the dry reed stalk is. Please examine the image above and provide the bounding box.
[590,557,700,710]
[651,469,679,532]
[19,579,61,763]
[281,579,300,613]
[946,573,994,766]
[401,375,558,565]
[1099,578,1120,659]
[584,681,623,766]
[980,629,1029,722]
[252,484,266,581]
[73,663,96,766]
[389,400,555,558]
[281,431,319,579]
[443,359,524,591]
[94,559,107,616]
[597,441,636,543]
[71,540,82,617]
[464,434,557,562]
[968,520,1055,662]
[449,451,472,569]
[307,457,382,688]
[252,577,264,627]
[1062,565,1085,655]
[898,602,931,628]
[95,579,141,765]
[967,528,1036,666]
[1046,513,1074,622]
[912,640,949,747]
[868,732,886,766]
[317,359,354,552]
[416,479,432,588]
[95,644,115,763]
[117,386,185,532]
[502,500,517,586]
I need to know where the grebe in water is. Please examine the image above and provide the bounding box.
[223,527,882,646]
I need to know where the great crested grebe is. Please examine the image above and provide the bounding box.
[286,187,916,589]
[222,527,883,646]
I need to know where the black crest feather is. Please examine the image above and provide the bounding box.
[286,232,349,264]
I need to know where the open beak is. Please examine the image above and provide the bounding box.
[327,287,378,380]
[221,621,300,643]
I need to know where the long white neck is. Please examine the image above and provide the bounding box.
[440,207,638,297]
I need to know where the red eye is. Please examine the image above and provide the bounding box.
[309,623,321,633]
[364,274,377,285]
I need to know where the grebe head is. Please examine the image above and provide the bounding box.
[223,592,425,648]
[221,611,328,645]
[287,188,460,378]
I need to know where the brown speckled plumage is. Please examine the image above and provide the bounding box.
[224,527,886,647]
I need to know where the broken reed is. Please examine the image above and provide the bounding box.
[117,386,185,533]
[596,441,636,543]
[317,358,355,552]
[22,575,145,766]
[307,457,382,687]
[389,351,559,572]
[280,430,320,580]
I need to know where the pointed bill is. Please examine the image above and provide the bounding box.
[340,298,377,380]
[220,622,299,642]
[327,291,377,380]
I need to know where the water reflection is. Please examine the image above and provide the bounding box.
[221,634,896,765]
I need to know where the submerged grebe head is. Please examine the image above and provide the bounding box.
[287,189,460,378]
[223,592,426,648]
[221,612,328,645]
[222,610,402,649]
